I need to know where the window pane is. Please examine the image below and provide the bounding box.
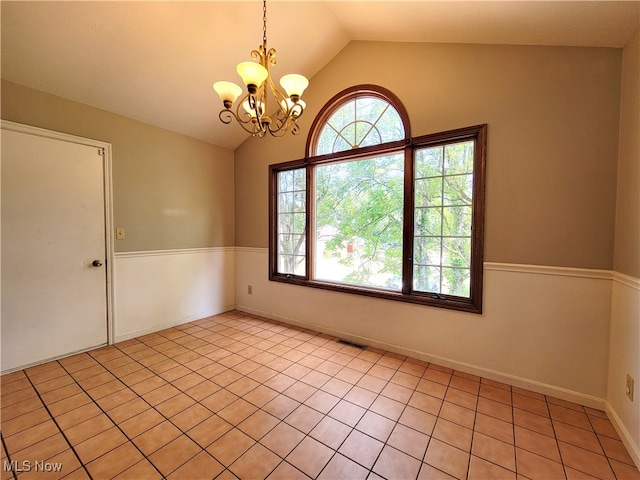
[442,206,472,237]
[329,100,355,133]
[293,192,305,212]
[277,169,306,276]
[280,170,293,190]
[278,214,292,234]
[359,127,383,148]
[413,265,441,292]
[378,108,404,143]
[278,254,306,276]
[414,236,442,266]
[279,192,293,212]
[278,233,305,255]
[315,153,404,290]
[416,146,443,178]
[414,207,441,237]
[293,169,306,190]
[333,136,352,153]
[292,256,306,276]
[442,237,471,268]
[415,178,443,207]
[444,141,474,174]
[357,97,388,124]
[357,121,381,148]
[315,96,404,155]
[443,174,473,206]
[292,213,306,234]
[317,125,338,156]
[442,267,470,297]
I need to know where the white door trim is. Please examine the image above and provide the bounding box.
[1,120,116,347]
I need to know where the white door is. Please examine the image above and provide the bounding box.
[1,125,110,372]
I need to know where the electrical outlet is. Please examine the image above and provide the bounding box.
[248,285,253,295]
[626,374,634,401]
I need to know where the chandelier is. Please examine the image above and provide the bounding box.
[213,0,309,138]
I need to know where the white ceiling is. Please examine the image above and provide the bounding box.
[2,1,638,150]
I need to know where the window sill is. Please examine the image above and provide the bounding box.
[269,274,482,314]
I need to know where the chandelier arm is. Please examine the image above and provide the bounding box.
[220,108,261,136]
[218,109,235,125]
[268,81,287,125]
[236,91,259,125]
[268,109,302,136]
[268,116,300,137]
[265,47,277,68]
[217,92,264,136]
[250,48,262,64]
[250,84,269,135]
[290,103,304,118]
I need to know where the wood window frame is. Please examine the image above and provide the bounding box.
[269,85,487,314]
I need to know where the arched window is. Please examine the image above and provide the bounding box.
[269,85,487,313]
[306,85,410,156]
[314,94,405,154]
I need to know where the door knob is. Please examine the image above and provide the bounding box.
[92,260,103,267]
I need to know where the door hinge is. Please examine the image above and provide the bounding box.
[98,147,105,157]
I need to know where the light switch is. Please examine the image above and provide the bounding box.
[116,228,125,239]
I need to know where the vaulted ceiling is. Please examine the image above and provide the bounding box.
[2,1,638,150]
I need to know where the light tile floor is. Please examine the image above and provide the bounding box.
[1,311,639,480]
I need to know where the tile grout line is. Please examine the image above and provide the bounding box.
[464,381,481,480]
[61,344,195,478]
[428,366,457,480]
[54,356,163,478]
[514,384,523,479]
[590,420,618,478]
[545,393,570,480]
[22,365,94,480]
[510,385,518,479]
[1,432,18,480]
[86,341,220,477]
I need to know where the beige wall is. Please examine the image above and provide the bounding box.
[614,28,640,279]
[235,41,622,270]
[1,79,235,252]
[608,27,640,466]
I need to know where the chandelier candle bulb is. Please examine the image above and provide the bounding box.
[280,74,309,99]
[213,81,243,109]
[236,62,269,93]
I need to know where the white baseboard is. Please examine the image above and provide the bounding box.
[235,304,607,410]
[606,402,640,469]
[0,342,108,376]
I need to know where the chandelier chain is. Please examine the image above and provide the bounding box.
[263,0,267,47]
